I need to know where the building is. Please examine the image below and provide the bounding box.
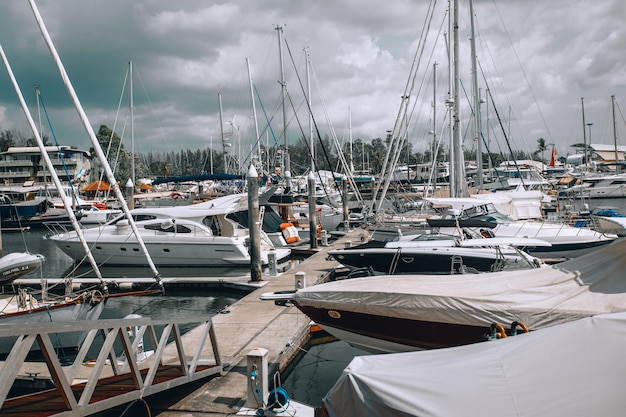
[0,146,91,186]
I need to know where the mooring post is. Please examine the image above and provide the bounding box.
[342,177,349,231]
[248,165,263,282]
[125,178,134,210]
[308,172,318,249]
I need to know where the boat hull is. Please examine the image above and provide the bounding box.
[329,246,529,274]
[294,304,489,353]
[51,235,291,266]
[0,296,105,355]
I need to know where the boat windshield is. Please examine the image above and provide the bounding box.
[461,203,515,224]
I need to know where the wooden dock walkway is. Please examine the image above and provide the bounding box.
[153,228,367,416]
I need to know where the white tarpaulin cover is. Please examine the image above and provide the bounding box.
[294,239,626,330]
[323,311,626,417]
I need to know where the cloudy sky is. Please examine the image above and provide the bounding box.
[0,0,625,168]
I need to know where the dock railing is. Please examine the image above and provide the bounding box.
[0,316,223,416]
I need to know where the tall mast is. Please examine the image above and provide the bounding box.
[129,59,135,187]
[612,95,619,165]
[581,97,588,167]
[28,0,161,281]
[451,0,465,197]
[276,25,290,175]
[246,57,261,166]
[304,47,314,173]
[469,0,483,188]
[218,89,227,174]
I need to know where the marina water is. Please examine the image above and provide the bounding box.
[3,227,360,407]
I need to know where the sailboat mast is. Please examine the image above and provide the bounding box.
[218,89,227,174]
[305,47,314,173]
[129,59,135,188]
[581,97,588,167]
[28,0,161,281]
[276,25,290,176]
[246,57,261,165]
[469,0,483,188]
[0,45,105,284]
[612,95,619,165]
[451,0,464,198]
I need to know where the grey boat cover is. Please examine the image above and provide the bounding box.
[323,311,626,417]
[294,239,626,330]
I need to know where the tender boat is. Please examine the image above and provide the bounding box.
[0,252,45,285]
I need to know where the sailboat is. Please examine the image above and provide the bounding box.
[0,0,162,355]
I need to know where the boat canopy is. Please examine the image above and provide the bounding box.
[324,311,626,417]
[294,239,626,331]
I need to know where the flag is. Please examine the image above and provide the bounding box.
[549,147,556,167]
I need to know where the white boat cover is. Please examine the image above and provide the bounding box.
[294,239,626,330]
[323,311,626,417]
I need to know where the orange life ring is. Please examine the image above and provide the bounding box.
[171,192,184,199]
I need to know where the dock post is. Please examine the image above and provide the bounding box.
[295,271,306,289]
[247,165,263,282]
[246,347,269,409]
[125,178,134,210]
[345,240,352,249]
[308,171,318,249]
[267,252,277,276]
[342,177,349,231]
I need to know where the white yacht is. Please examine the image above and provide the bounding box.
[48,193,292,267]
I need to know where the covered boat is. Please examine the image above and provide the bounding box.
[292,239,626,353]
[322,311,626,417]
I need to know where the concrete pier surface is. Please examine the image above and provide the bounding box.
[153,227,368,416]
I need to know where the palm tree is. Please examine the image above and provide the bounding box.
[536,137,547,163]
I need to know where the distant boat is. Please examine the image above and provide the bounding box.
[0,252,44,286]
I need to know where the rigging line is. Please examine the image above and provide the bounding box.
[38,92,79,198]
[306,61,363,202]
[477,61,517,185]
[484,87,525,187]
[308,75,363,202]
[489,1,553,144]
[285,41,355,206]
[282,38,342,200]
[373,0,439,214]
[254,83,280,149]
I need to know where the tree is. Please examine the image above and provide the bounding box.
[536,137,547,163]
[0,130,16,152]
[92,125,131,183]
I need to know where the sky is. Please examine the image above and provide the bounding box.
[0,0,625,168]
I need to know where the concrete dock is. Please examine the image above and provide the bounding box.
[151,227,368,416]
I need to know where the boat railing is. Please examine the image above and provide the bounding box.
[0,315,223,414]
[43,221,82,236]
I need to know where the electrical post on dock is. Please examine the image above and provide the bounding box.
[248,165,263,282]
[246,347,269,409]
